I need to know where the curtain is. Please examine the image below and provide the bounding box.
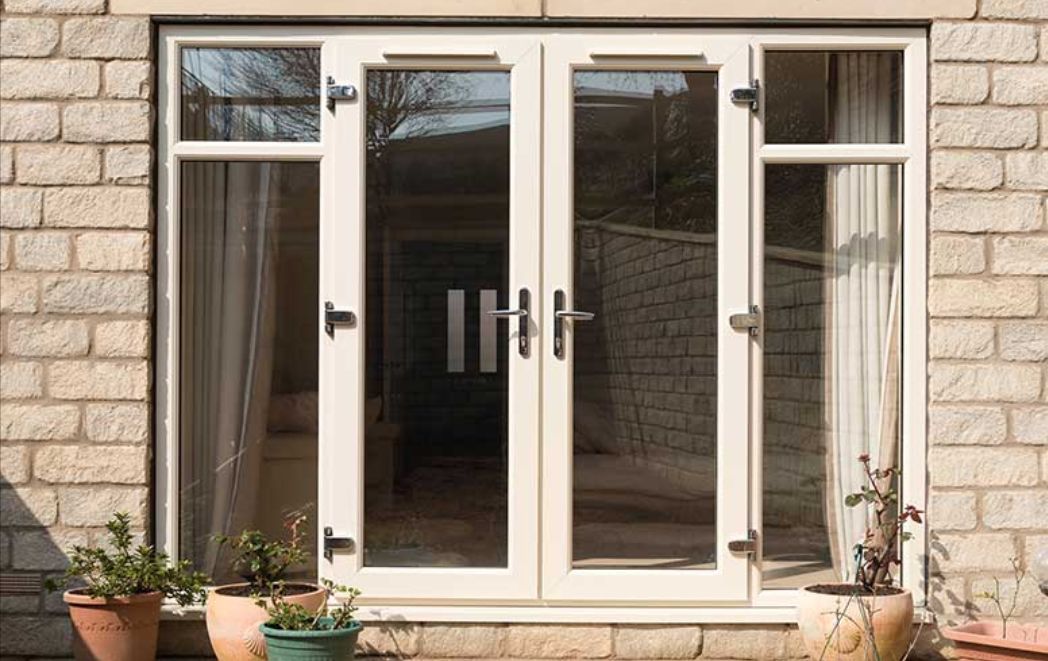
[181,162,278,578]
[825,53,902,581]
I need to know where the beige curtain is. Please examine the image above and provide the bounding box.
[181,162,278,577]
[825,53,902,581]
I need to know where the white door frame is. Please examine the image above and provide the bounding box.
[320,33,543,600]
[540,34,754,603]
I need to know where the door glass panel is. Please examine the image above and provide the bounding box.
[761,163,901,588]
[764,51,902,144]
[364,70,511,567]
[179,161,319,581]
[571,71,718,569]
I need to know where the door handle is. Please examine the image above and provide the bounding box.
[553,289,595,359]
[487,288,530,356]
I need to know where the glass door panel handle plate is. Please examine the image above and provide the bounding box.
[553,289,594,359]
[487,288,530,357]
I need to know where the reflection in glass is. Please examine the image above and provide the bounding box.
[762,164,901,589]
[363,71,511,567]
[181,48,320,141]
[572,71,718,569]
[179,161,319,582]
[765,51,902,144]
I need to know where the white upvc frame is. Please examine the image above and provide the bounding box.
[747,29,928,609]
[321,33,543,601]
[156,24,928,620]
[541,33,753,604]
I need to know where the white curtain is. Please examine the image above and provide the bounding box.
[825,53,902,581]
[182,162,278,578]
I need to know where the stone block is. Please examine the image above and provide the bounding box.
[105,60,152,99]
[993,236,1048,275]
[4,0,105,12]
[356,622,421,656]
[16,145,101,185]
[14,232,70,271]
[929,320,995,359]
[104,145,151,184]
[932,533,1018,573]
[506,624,613,658]
[43,187,150,229]
[981,0,1048,18]
[613,624,701,659]
[58,486,147,526]
[931,22,1038,62]
[993,65,1048,105]
[930,235,986,275]
[982,491,1048,529]
[930,447,1041,487]
[0,273,39,313]
[1004,151,1048,190]
[0,102,59,141]
[84,402,148,442]
[62,102,150,143]
[930,192,1042,233]
[76,232,149,271]
[1,188,43,228]
[0,614,72,656]
[11,528,85,571]
[929,405,1007,445]
[34,445,147,484]
[0,403,80,441]
[999,322,1048,362]
[931,151,1002,191]
[93,320,149,357]
[0,445,31,484]
[0,145,13,184]
[0,17,59,57]
[0,58,99,99]
[0,487,58,526]
[61,17,150,59]
[0,361,43,399]
[1012,407,1048,444]
[930,64,989,104]
[701,625,804,660]
[421,624,505,658]
[932,108,1038,148]
[48,360,148,400]
[929,279,1040,317]
[41,273,149,314]
[6,318,89,357]
[928,491,976,530]
[971,573,1048,619]
[931,363,1041,402]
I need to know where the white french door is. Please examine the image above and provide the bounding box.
[321,30,753,603]
[541,35,752,602]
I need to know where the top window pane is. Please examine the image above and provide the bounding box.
[181,48,320,141]
[764,51,902,144]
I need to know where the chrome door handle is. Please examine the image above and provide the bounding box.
[553,289,594,359]
[487,288,530,356]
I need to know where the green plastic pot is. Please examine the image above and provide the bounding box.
[259,618,362,661]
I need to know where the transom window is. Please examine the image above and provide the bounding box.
[157,27,927,618]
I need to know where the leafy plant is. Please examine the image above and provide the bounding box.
[844,453,923,591]
[258,579,361,631]
[214,514,308,595]
[974,557,1027,638]
[45,512,208,606]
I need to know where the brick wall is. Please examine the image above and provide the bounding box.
[925,3,1048,629]
[1,1,1047,660]
[0,1,152,655]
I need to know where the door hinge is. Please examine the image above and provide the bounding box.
[730,79,760,112]
[326,76,357,110]
[324,301,356,335]
[323,527,355,561]
[729,305,760,337]
[728,529,758,555]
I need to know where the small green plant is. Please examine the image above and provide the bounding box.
[45,512,208,606]
[845,453,923,591]
[974,557,1027,639]
[258,579,361,631]
[214,514,308,595]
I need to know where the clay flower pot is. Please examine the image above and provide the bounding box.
[206,583,326,661]
[260,617,362,661]
[942,621,1048,660]
[796,584,913,661]
[63,589,164,661]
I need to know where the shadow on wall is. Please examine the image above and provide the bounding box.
[0,477,73,657]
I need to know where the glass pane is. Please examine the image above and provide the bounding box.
[181,48,320,141]
[572,71,718,569]
[765,51,902,144]
[363,70,511,568]
[762,163,901,589]
[179,161,319,582]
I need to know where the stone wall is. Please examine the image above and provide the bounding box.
[925,2,1048,629]
[0,0,153,656]
[1,0,1047,660]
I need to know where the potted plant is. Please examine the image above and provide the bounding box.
[942,558,1048,660]
[258,579,363,661]
[206,515,326,661]
[796,454,923,661]
[46,512,208,661]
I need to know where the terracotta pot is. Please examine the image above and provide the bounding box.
[796,584,913,661]
[63,589,163,661]
[942,621,1048,661]
[205,583,326,661]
